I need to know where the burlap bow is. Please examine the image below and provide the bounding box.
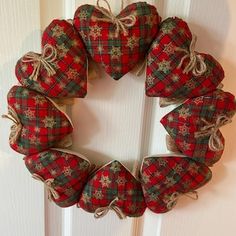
[2,106,22,144]
[32,174,60,201]
[94,197,126,219]
[194,115,232,152]
[94,0,136,37]
[176,34,207,76]
[22,44,57,81]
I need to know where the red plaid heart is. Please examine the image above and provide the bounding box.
[24,149,91,207]
[146,17,224,98]
[78,160,146,218]
[4,86,73,155]
[73,1,160,80]
[15,19,87,98]
[140,155,212,213]
[160,90,236,166]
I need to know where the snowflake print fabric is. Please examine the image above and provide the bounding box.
[73,2,161,80]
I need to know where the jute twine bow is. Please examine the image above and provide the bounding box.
[176,34,207,76]
[194,115,232,152]
[94,197,126,219]
[22,44,57,81]
[166,191,198,210]
[94,0,136,37]
[2,107,22,143]
[32,174,60,201]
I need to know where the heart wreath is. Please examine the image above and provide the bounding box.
[2,0,236,219]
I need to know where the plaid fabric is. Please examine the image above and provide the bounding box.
[24,149,91,207]
[146,17,224,98]
[140,155,212,213]
[78,160,146,217]
[161,90,236,166]
[15,19,87,98]
[73,2,161,80]
[7,86,73,155]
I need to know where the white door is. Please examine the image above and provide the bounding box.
[0,1,235,236]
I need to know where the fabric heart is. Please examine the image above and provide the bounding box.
[160,90,236,166]
[4,86,73,155]
[24,149,91,207]
[78,160,146,218]
[15,19,87,98]
[146,17,224,98]
[73,1,161,80]
[140,155,212,213]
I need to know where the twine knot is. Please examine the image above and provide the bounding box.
[32,174,60,201]
[94,197,126,219]
[176,34,207,76]
[95,0,136,37]
[166,191,198,210]
[22,44,57,81]
[194,115,232,152]
[2,106,22,143]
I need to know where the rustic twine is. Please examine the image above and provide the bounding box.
[194,115,232,152]
[2,107,22,143]
[22,44,57,81]
[176,34,207,76]
[94,0,136,37]
[166,191,198,210]
[94,197,126,219]
[32,173,60,201]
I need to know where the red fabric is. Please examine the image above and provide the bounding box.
[146,17,224,98]
[161,90,236,166]
[74,2,161,80]
[15,19,87,98]
[140,155,212,213]
[25,149,91,207]
[78,160,146,217]
[7,86,73,155]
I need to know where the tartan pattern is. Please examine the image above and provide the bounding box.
[73,2,161,80]
[7,86,73,155]
[161,90,236,166]
[15,19,87,98]
[78,160,146,217]
[25,149,91,207]
[146,17,224,98]
[140,155,212,213]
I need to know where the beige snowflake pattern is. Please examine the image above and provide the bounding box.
[127,36,139,51]
[52,25,64,38]
[110,162,121,173]
[34,127,41,133]
[50,169,57,176]
[185,80,196,90]
[116,176,127,186]
[173,164,184,175]
[14,103,20,110]
[21,63,28,72]
[146,75,155,86]
[161,22,175,34]
[89,24,102,40]
[63,166,73,176]
[163,43,176,55]
[22,89,29,97]
[79,161,89,170]
[178,107,191,120]
[21,128,28,137]
[99,175,111,187]
[128,204,136,213]
[179,124,190,136]
[71,40,79,47]
[141,173,150,184]
[24,109,35,119]
[167,114,174,123]
[194,97,204,105]
[81,193,91,204]
[127,189,134,196]
[56,43,69,56]
[94,190,103,200]
[164,176,176,188]
[74,56,81,64]
[58,82,66,90]
[146,15,158,26]
[158,60,171,74]
[34,95,46,105]
[165,86,173,93]
[158,158,168,167]
[78,10,89,20]
[44,77,53,85]
[29,135,40,145]
[188,163,199,175]
[35,163,43,171]
[179,140,191,151]
[67,68,78,80]
[171,74,180,82]
[42,116,56,128]
[149,192,159,201]
[110,46,123,60]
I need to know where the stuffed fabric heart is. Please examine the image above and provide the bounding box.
[160,90,236,166]
[73,1,161,80]
[15,19,87,98]
[140,155,212,213]
[24,149,91,207]
[78,160,146,218]
[146,17,224,98]
[4,86,73,155]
